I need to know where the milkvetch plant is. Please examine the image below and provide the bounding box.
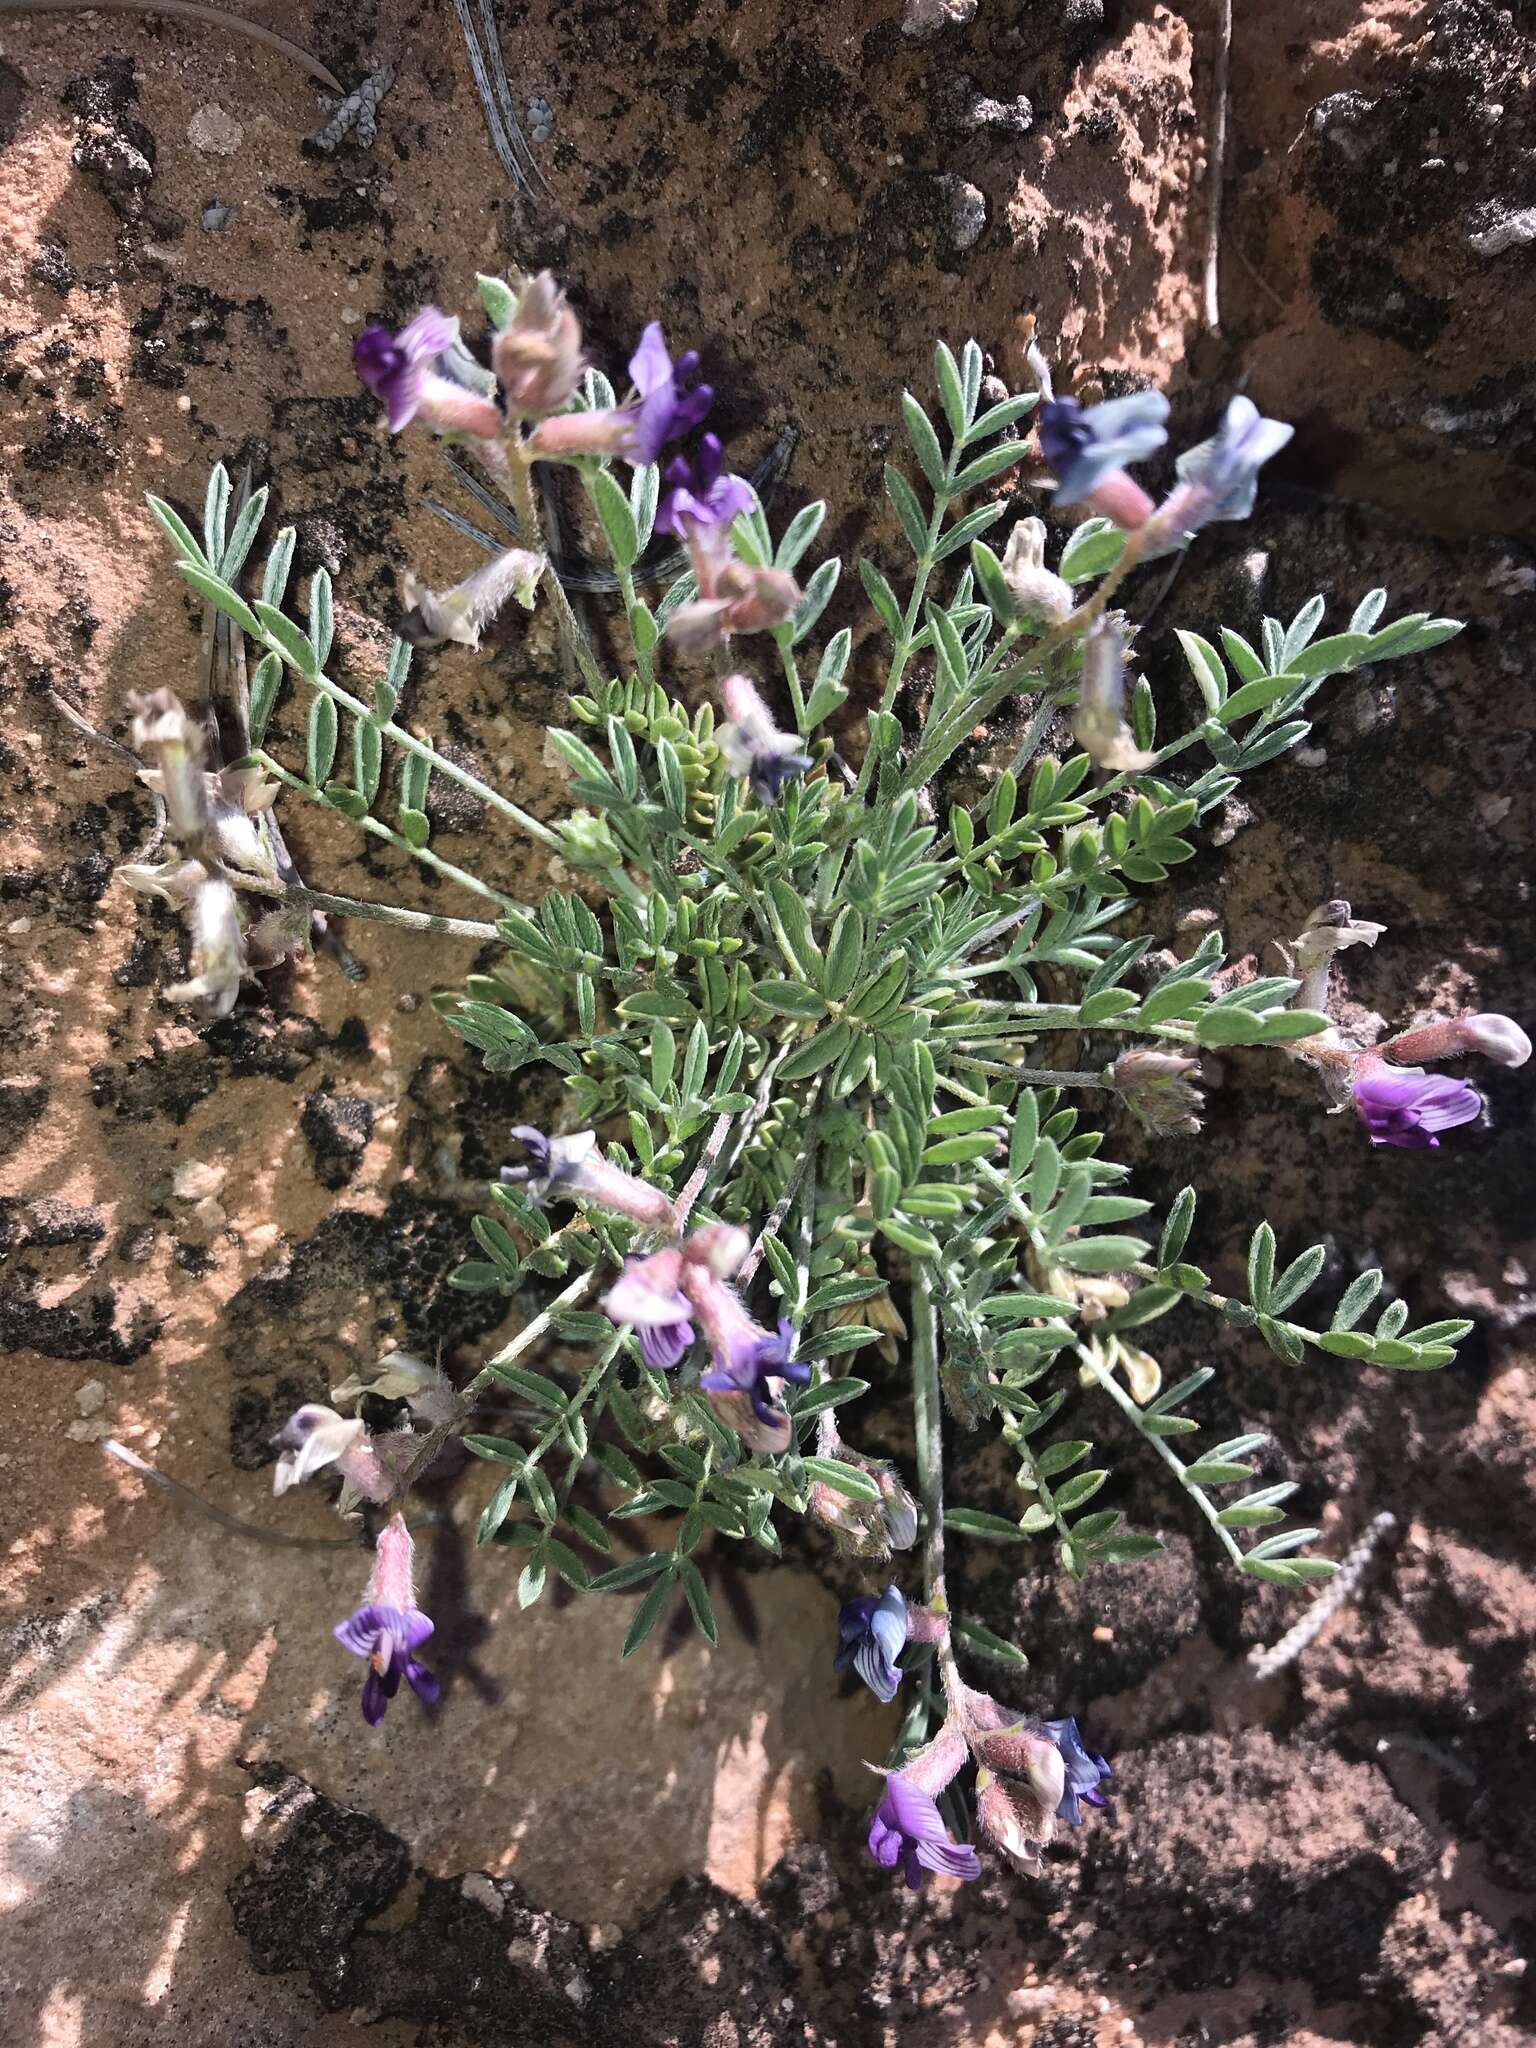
[123,272,1527,1888]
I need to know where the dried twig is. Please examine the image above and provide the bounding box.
[103,1438,363,1548]
[1,0,345,91]
[1203,0,1232,334]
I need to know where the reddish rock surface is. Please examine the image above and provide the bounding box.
[1,1,1533,2043]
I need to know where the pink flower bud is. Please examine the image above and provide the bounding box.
[490,272,585,417]
[526,409,637,458]
[898,1722,969,1797]
[413,373,505,441]
[1457,1013,1531,1068]
[369,1509,418,1613]
[680,1223,751,1279]
[974,1767,1053,1877]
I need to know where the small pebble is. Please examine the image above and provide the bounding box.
[201,201,237,232]
[933,173,987,252]
[188,103,244,155]
[527,93,554,143]
[172,1160,226,1202]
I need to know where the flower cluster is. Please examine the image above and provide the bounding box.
[117,690,298,1019]
[354,275,805,758]
[128,274,1529,1907]
[603,1222,809,1453]
[833,1591,1109,1885]
[1029,345,1292,554]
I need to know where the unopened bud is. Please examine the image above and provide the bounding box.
[129,688,210,847]
[897,1721,969,1797]
[1456,1013,1531,1069]
[1109,1045,1203,1137]
[972,1720,1067,1817]
[1073,615,1154,772]
[974,1767,1054,1877]
[808,1480,888,1558]
[117,856,208,906]
[164,874,247,1020]
[1000,517,1073,624]
[490,272,585,417]
[399,547,545,651]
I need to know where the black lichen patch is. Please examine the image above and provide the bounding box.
[0,57,28,148]
[0,1197,106,1253]
[228,1762,815,2042]
[228,1374,324,1470]
[0,1081,48,1161]
[1310,237,1449,350]
[300,1083,374,1188]
[90,1015,326,1126]
[0,1275,161,1364]
[21,408,124,480]
[224,1182,509,1366]
[229,1765,413,2003]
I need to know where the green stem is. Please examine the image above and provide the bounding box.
[778,635,808,734]
[1075,1339,1245,1567]
[279,884,501,941]
[959,1061,1112,1088]
[996,684,1067,792]
[254,751,514,909]
[911,1261,947,1618]
[899,529,1150,796]
[402,1267,600,1493]
[853,494,950,800]
[248,638,562,851]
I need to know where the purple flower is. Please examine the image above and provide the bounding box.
[657,433,755,537]
[1352,1067,1484,1149]
[335,1603,441,1725]
[502,1126,678,1232]
[835,1585,909,1703]
[625,321,713,465]
[354,301,499,434]
[1036,390,1169,508]
[697,1312,809,1427]
[335,1513,440,1725]
[715,673,812,804]
[1173,395,1293,526]
[867,1772,982,1890]
[1043,1717,1111,1824]
[603,1250,696,1370]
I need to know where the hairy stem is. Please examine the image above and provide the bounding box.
[254,751,515,909]
[911,1261,946,1616]
[853,495,950,800]
[1075,1340,1246,1567]
[899,529,1150,796]
[778,636,808,734]
[279,884,501,941]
